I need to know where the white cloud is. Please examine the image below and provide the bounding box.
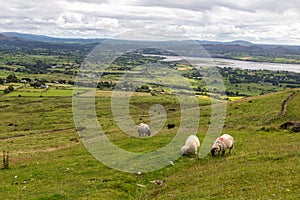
[0,0,299,44]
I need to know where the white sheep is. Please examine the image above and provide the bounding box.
[181,135,200,155]
[138,123,151,137]
[211,134,234,157]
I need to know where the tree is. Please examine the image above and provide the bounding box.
[6,74,19,83]
[4,85,14,93]
[135,85,150,92]
[30,80,42,88]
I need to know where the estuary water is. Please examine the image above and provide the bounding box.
[156,55,300,73]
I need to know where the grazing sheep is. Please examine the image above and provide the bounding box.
[138,123,151,137]
[211,134,234,157]
[181,135,200,155]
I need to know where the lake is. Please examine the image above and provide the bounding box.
[151,55,300,73]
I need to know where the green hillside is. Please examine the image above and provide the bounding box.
[0,88,299,199]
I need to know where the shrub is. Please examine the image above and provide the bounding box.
[4,85,14,93]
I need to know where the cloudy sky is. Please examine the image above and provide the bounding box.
[1,0,300,44]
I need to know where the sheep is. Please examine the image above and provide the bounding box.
[181,135,200,155]
[211,134,234,157]
[138,123,151,137]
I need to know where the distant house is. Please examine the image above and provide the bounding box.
[40,84,49,89]
[21,78,31,83]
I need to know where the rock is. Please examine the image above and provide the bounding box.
[168,161,174,166]
[136,183,146,188]
[280,121,295,129]
[280,121,300,132]
[291,125,300,133]
[150,180,164,187]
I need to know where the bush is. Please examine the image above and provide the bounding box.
[4,85,14,93]
[135,85,151,92]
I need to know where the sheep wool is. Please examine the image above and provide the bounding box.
[138,123,151,137]
[181,135,200,155]
[211,134,234,157]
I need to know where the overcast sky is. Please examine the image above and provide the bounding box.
[1,0,300,44]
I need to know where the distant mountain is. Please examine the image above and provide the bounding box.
[195,40,300,58]
[1,32,300,64]
[0,33,98,57]
[0,33,25,41]
[195,40,222,45]
[196,40,253,46]
[0,33,9,40]
[2,32,104,44]
[225,40,254,47]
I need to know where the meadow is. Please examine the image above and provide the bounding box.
[0,87,299,199]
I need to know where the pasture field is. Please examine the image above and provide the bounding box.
[0,71,74,82]
[0,89,299,199]
[5,87,74,97]
[79,90,152,97]
[1,84,91,97]
[0,85,8,90]
[225,82,288,96]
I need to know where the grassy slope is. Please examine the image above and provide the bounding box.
[0,89,299,199]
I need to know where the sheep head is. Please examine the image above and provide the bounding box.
[181,146,188,155]
[211,147,219,157]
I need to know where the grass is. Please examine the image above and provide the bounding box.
[0,71,74,81]
[6,88,74,97]
[0,97,74,135]
[0,89,299,199]
[79,90,152,97]
[224,90,291,128]
[225,82,287,96]
[227,96,244,101]
[2,85,75,97]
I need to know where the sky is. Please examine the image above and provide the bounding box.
[1,0,300,45]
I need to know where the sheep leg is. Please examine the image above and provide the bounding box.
[138,131,142,137]
[222,150,225,155]
[229,144,234,154]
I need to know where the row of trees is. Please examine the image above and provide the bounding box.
[0,74,73,87]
